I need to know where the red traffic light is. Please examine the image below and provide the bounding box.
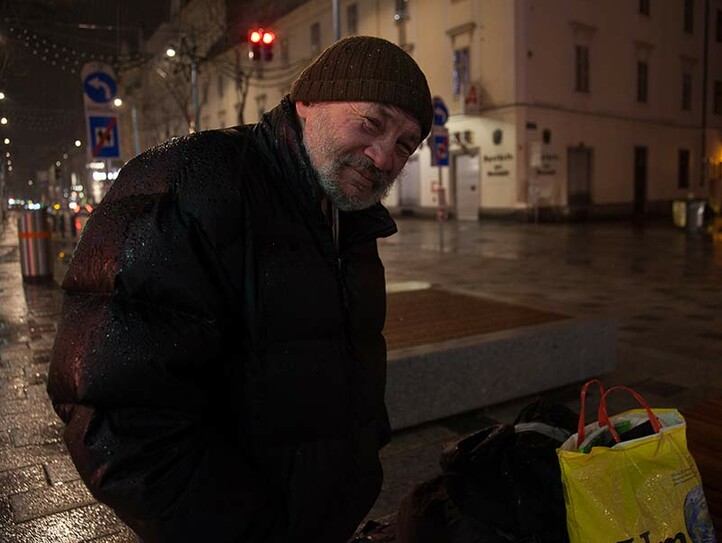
[249,29,274,44]
[249,28,275,61]
[262,30,275,45]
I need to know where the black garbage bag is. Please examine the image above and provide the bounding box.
[359,399,578,543]
[439,399,578,543]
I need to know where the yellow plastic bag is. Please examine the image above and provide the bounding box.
[557,381,716,543]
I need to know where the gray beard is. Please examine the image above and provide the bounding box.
[305,146,395,211]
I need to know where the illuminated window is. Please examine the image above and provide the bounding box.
[452,48,470,96]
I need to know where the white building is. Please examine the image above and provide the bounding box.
[123,0,722,221]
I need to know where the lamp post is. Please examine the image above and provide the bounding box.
[113,93,141,157]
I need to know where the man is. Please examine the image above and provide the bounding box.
[47,36,432,543]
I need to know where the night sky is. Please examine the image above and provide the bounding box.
[0,0,169,196]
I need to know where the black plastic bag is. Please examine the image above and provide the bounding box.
[439,399,577,543]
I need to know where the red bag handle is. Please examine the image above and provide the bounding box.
[575,379,606,448]
[598,385,663,443]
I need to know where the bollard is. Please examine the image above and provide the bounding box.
[17,209,53,283]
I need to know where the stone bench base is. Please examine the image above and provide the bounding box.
[386,318,617,430]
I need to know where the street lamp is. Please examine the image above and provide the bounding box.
[0,92,4,100]
[113,98,123,107]
[0,117,7,125]
[74,140,81,147]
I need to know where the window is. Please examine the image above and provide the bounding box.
[639,0,650,16]
[637,61,648,103]
[347,3,358,35]
[280,38,289,66]
[310,22,321,55]
[217,74,224,99]
[452,48,470,96]
[256,94,267,121]
[575,45,590,93]
[678,149,690,188]
[684,0,693,33]
[682,72,692,110]
[716,9,722,42]
[395,0,409,22]
[714,81,722,115]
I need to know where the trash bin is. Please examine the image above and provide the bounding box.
[17,209,53,283]
[671,200,687,228]
[685,199,708,235]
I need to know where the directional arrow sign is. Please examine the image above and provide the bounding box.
[432,96,449,127]
[83,71,117,104]
[81,62,118,113]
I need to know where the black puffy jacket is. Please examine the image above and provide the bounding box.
[47,97,397,543]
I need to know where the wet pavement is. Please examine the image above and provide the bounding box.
[0,212,721,541]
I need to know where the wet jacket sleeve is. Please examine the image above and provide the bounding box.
[47,136,286,543]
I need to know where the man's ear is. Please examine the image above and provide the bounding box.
[295,101,311,120]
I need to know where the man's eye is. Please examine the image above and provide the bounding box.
[364,116,382,130]
[399,141,417,157]
[397,145,413,158]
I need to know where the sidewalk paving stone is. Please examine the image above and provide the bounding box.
[1,214,721,541]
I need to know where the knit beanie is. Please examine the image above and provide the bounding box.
[290,36,433,138]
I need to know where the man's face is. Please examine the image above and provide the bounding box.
[296,101,422,211]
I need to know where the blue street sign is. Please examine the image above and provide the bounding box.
[88,115,120,158]
[432,96,449,127]
[83,71,117,104]
[431,129,449,167]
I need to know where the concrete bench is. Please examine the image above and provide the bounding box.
[384,287,617,430]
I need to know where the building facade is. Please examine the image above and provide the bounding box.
[121,0,722,221]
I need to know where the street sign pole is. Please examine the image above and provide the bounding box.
[431,96,449,252]
[437,165,444,252]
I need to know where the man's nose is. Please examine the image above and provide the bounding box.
[364,141,394,174]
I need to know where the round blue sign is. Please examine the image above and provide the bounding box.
[432,96,449,126]
[83,71,117,103]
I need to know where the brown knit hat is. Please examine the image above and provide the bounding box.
[290,36,433,138]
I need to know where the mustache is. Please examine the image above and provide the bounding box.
[338,154,391,189]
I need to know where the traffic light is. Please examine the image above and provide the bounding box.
[249,28,275,61]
